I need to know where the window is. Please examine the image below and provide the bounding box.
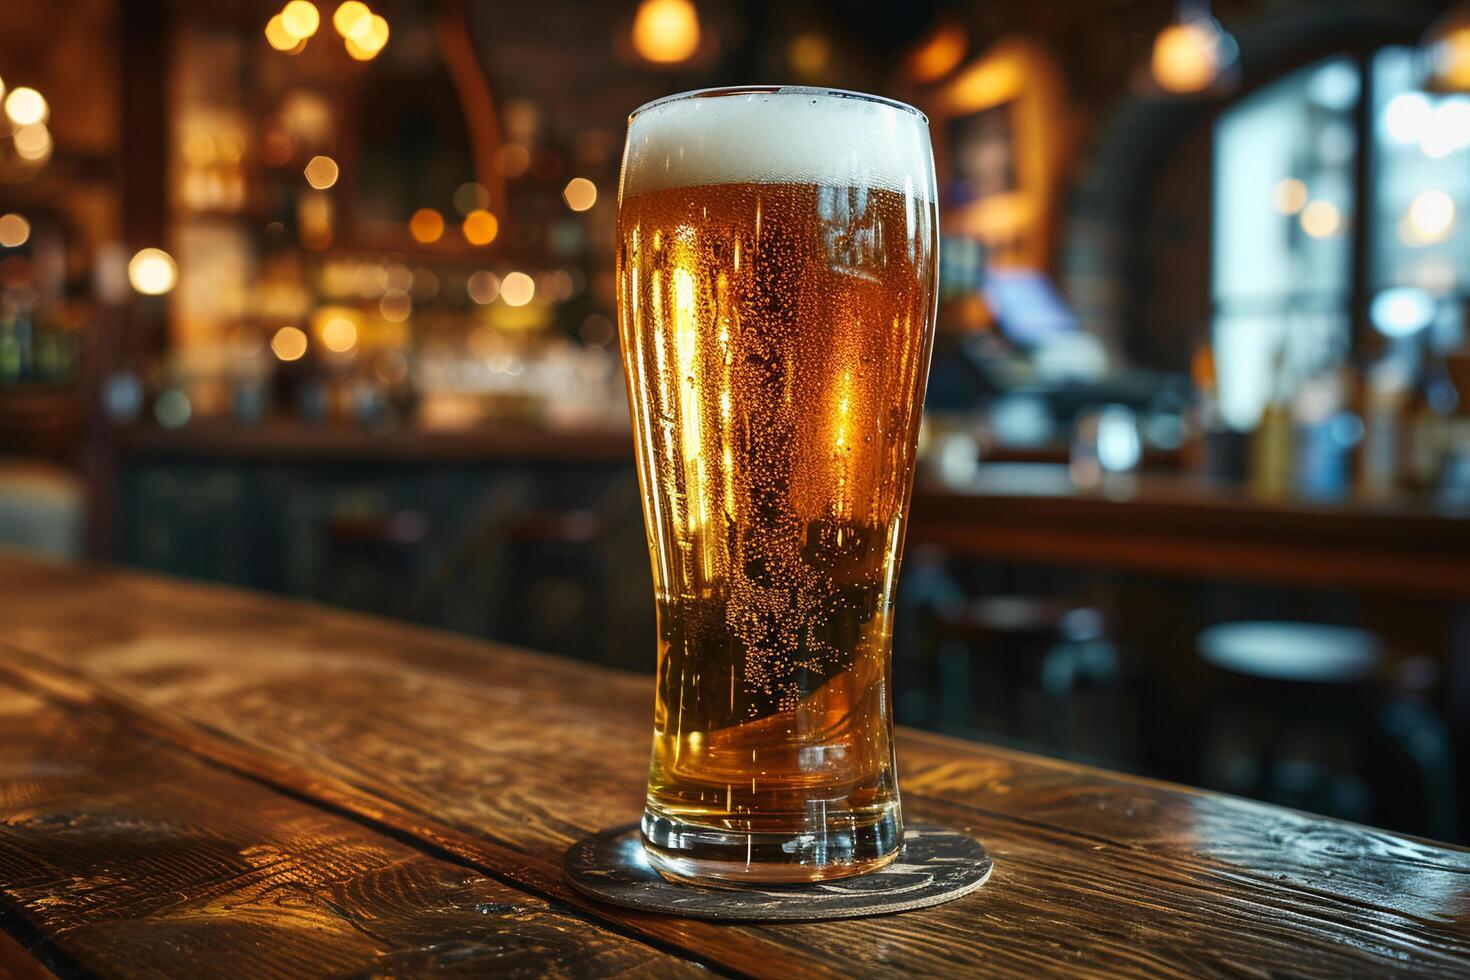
[1212,57,1357,429]
[1210,47,1468,429]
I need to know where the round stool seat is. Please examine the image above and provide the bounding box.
[1198,621,1381,685]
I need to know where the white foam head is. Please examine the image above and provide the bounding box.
[620,87,935,201]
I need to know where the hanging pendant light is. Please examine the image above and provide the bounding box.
[1149,0,1238,95]
[1423,2,1470,93]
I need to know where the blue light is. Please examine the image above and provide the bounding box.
[1370,287,1435,337]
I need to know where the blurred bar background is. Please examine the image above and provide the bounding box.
[1,0,1468,841]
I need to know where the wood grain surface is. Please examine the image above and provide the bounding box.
[0,553,1467,977]
[0,668,700,979]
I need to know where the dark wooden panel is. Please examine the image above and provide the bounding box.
[0,670,701,979]
[0,557,1465,976]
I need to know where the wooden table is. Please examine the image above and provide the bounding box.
[0,554,1466,978]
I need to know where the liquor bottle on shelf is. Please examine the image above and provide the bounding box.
[1249,345,1294,498]
[1189,342,1248,483]
[1401,346,1459,491]
[1357,358,1410,499]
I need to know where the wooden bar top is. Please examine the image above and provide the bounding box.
[0,554,1466,977]
[911,464,1470,601]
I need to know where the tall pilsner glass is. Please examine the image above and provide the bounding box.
[616,87,939,884]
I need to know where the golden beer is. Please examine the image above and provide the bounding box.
[617,87,938,883]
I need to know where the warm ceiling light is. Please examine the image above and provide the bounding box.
[908,20,968,83]
[320,316,358,353]
[461,209,499,245]
[12,123,51,163]
[265,15,298,51]
[0,214,29,248]
[304,154,340,189]
[3,87,47,127]
[632,0,701,65]
[1424,4,1470,92]
[1300,200,1343,239]
[281,0,321,39]
[345,13,389,57]
[333,1,371,37]
[1272,178,1308,215]
[128,248,178,295]
[562,177,597,212]
[1151,18,1234,94]
[271,325,309,361]
[409,208,444,243]
[500,271,535,307]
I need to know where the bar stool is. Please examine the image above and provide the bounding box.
[1196,621,1456,839]
[919,592,1122,756]
[318,509,429,618]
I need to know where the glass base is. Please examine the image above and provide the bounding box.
[640,805,904,885]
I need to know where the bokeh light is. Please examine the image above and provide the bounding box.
[281,1,321,39]
[1371,287,1436,337]
[127,248,178,295]
[500,271,535,307]
[1151,21,1221,94]
[271,325,309,361]
[4,87,47,127]
[154,390,192,429]
[380,288,412,322]
[786,32,832,78]
[265,15,297,51]
[345,13,389,58]
[320,316,358,353]
[333,1,371,36]
[562,177,598,212]
[13,123,51,163]
[1383,92,1432,144]
[467,270,500,304]
[304,155,340,189]
[1272,178,1308,215]
[1429,25,1470,92]
[1406,189,1455,244]
[908,20,967,83]
[1300,200,1343,239]
[409,208,444,244]
[632,0,700,64]
[0,214,29,248]
[461,209,499,245]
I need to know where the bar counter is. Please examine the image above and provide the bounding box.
[0,554,1466,977]
[910,463,1470,602]
[118,421,1470,601]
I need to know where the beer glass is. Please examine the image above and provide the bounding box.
[616,87,938,884]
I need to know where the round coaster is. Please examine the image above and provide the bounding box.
[563,824,992,922]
